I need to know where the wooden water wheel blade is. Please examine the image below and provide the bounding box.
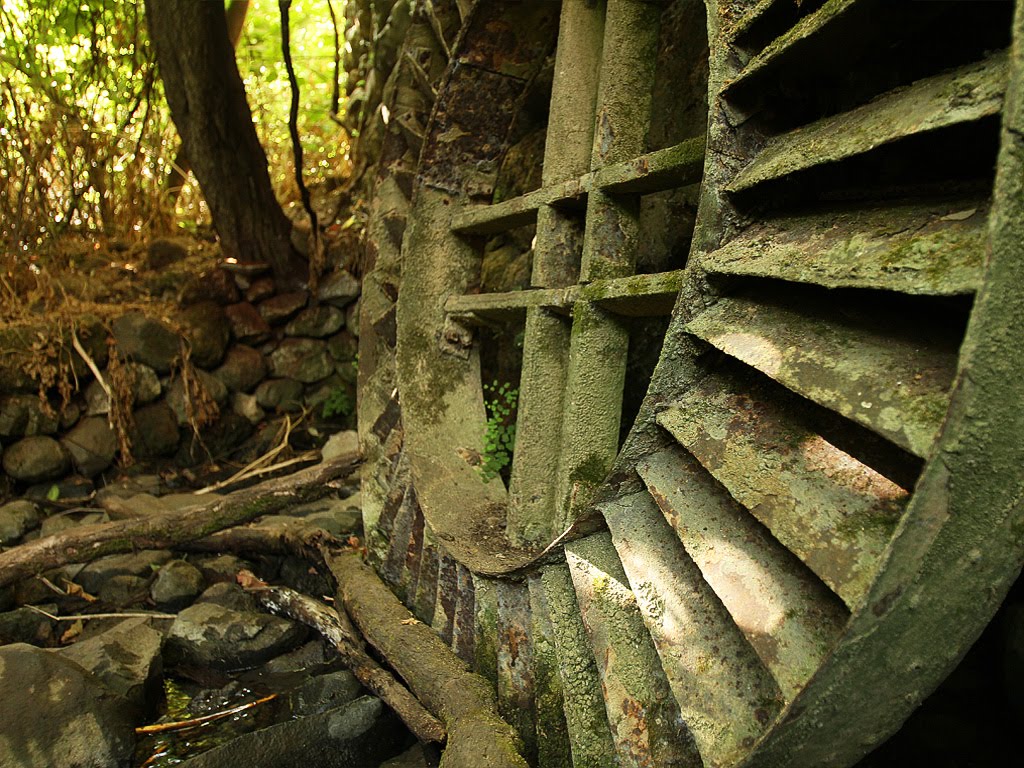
[526,573,573,768]
[538,563,619,768]
[565,532,704,768]
[684,295,959,457]
[700,199,987,296]
[450,562,477,663]
[728,50,1008,194]
[411,527,441,625]
[727,0,861,88]
[657,372,909,608]
[451,178,588,235]
[596,497,782,767]
[433,552,460,646]
[637,446,848,701]
[494,579,538,764]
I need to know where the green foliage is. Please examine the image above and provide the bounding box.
[322,385,354,420]
[481,380,518,483]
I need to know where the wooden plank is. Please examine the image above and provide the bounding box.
[528,572,573,768]
[566,532,709,768]
[539,564,619,768]
[444,287,576,324]
[594,136,706,195]
[685,294,959,457]
[657,372,910,607]
[637,447,848,700]
[600,491,783,766]
[729,51,1008,193]
[582,270,684,316]
[701,200,987,295]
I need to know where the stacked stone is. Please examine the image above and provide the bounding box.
[0,256,361,496]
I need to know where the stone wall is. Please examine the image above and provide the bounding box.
[0,246,361,501]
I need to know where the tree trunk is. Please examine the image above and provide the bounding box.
[144,0,307,287]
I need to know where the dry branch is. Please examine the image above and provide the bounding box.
[238,570,445,744]
[0,453,359,589]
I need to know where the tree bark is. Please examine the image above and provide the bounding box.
[0,453,358,589]
[145,0,306,287]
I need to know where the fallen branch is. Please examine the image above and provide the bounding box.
[135,694,277,735]
[238,570,445,744]
[327,551,529,768]
[0,453,359,589]
[26,605,176,622]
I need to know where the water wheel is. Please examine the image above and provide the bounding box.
[357,1,1024,765]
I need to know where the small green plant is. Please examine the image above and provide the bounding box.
[481,380,518,483]
[322,386,354,420]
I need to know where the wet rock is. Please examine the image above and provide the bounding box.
[61,416,117,477]
[165,601,306,670]
[59,617,164,718]
[0,644,135,768]
[245,276,276,303]
[0,500,41,545]
[213,344,267,393]
[269,338,333,383]
[166,370,229,427]
[176,411,253,466]
[59,401,82,430]
[259,291,308,325]
[381,745,432,768]
[255,378,304,412]
[261,640,336,680]
[321,430,359,462]
[0,394,59,438]
[180,267,240,306]
[2,436,70,483]
[191,555,257,586]
[111,312,181,373]
[71,550,173,595]
[179,301,231,369]
[318,269,361,308]
[289,670,362,717]
[98,575,150,608]
[85,363,162,415]
[196,582,259,612]
[25,475,94,503]
[40,510,106,539]
[151,560,205,611]
[146,237,189,269]
[285,305,345,338]
[129,402,180,458]
[225,302,272,343]
[173,695,405,768]
[232,392,266,425]
[0,605,56,647]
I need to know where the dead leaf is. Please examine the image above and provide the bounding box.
[940,208,977,222]
[60,619,83,643]
[62,579,98,602]
[400,618,419,625]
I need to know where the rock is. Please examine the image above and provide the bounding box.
[279,557,333,596]
[59,617,164,718]
[305,376,353,415]
[0,394,59,438]
[179,267,240,306]
[61,416,117,477]
[345,297,361,337]
[232,392,265,425]
[1004,602,1024,720]
[179,301,231,369]
[0,605,56,646]
[98,575,150,607]
[225,302,272,343]
[165,601,306,670]
[85,363,162,416]
[289,670,362,717]
[95,474,164,500]
[269,338,333,383]
[255,378,305,412]
[381,745,432,768]
[166,370,229,427]
[212,344,267,393]
[40,511,106,539]
[0,644,136,767]
[71,550,173,595]
[129,402,180,458]
[166,695,405,768]
[146,237,188,269]
[2,436,69,482]
[195,582,259,612]
[111,312,181,373]
[151,560,205,611]
[260,640,336,680]
[326,330,358,362]
[258,291,308,325]
[245,276,276,303]
[321,430,359,462]
[318,269,361,308]
[0,500,41,545]
[25,475,93,503]
[176,412,253,466]
[59,401,81,430]
[285,305,345,338]
[191,555,257,586]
